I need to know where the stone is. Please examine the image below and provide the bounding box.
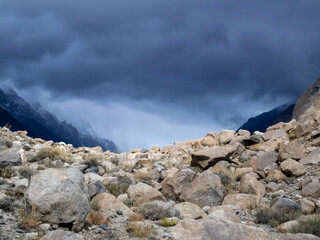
[208,209,240,223]
[262,130,287,141]
[280,159,306,177]
[300,148,320,165]
[279,140,305,160]
[87,180,107,198]
[84,172,104,184]
[222,194,259,210]
[191,146,234,170]
[239,174,266,196]
[265,169,287,183]
[271,198,300,212]
[252,150,278,171]
[127,182,166,204]
[0,151,22,168]
[278,220,299,233]
[201,133,219,147]
[180,171,224,208]
[300,198,315,214]
[218,130,235,144]
[137,200,179,220]
[233,167,253,180]
[40,229,83,240]
[301,178,320,197]
[27,168,90,232]
[266,182,280,192]
[91,192,132,217]
[174,202,208,219]
[170,219,270,240]
[161,169,196,201]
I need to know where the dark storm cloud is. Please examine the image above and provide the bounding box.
[1,0,320,126]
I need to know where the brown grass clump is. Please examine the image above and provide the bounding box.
[0,168,16,178]
[31,148,66,162]
[104,183,129,197]
[126,222,154,238]
[18,204,38,232]
[86,211,110,226]
[128,213,144,222]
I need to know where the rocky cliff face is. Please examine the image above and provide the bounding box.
[1,79,320,240]
[293,78,320,124]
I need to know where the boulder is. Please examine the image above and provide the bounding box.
[218,130,235,144]
[170,219,270,240]
[280,159,306,177]
[300,148,320,165]
[27,168,90,232]
[87,180,107,198]
[161,169,196,201]
[40,229,83,240]
[300,198,315,214]
[279,233,320,240]
[222,194,259,210]
[127,182,165,204]
[278,220,299,233]
[262,130,287,141]
[91,192,132,217]
[279,140,305,160]
[239,174,265,196]
[191,146,234,170]
[180,171,224,208]
[252,150,278,171]
[271,198,300,212]
[174,202,208,219]
[201,133,219,147]
[265,169,287,183]
[301,178,320,197]
[0,151,22,168]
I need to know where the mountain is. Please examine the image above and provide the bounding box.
[238,103,295,133]
[0,88,117,152]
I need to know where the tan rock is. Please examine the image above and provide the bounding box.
[91,192,132,217]
[170,219,271,240]
[251,150,279,171]
[301,198,315,214]
[201,133,219,147]
[279,140,305,160]
[265,169,287,183]
[218,130,236,144]
[280,158,306,177]
[301,178,320,197]
[181,171,225,208]
[279,233,320,240]
[262,130,287,141]
[174,202,208,219]
[208,209,241,223]
[300,148,320,165]
[233,167,253,180]
[240,174,265,196]
[40,229,83,240]
[161,169,196,201]
[278,220,299,233]
[222,194,259,210]
[191,146,234,169]
[127,182,165,204]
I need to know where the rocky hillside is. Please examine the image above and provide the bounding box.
[1,79,320,240]
[0,88,117,152]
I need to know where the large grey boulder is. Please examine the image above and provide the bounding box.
[27,168,90,232]
[0,151,21,168]
[40,229,83,240]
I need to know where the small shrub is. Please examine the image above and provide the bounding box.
[18,166,34,180]
[0,197,14,212]
[0,168,16,178]
[83,154,101,167]
[289,133,297,140]
[137,202,177,221]
[160,218,178,227]
[86,211,109,225]
[18,203,38,232]
[104,183,129,197]
[31,148,65,162]
[36,166,46,171]
[91,199,101,211]
[128,213,144,222]
[126,222,154,238]
[255,208,300,228]
[289,215,320,237]
[123,199,134,208]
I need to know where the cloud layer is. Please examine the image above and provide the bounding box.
[1,0,320,150]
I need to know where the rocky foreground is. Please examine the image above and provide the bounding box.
[1,80,320,240]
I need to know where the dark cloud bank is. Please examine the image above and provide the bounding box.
[1,0,320,150]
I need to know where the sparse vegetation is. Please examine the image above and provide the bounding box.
[0,168,16,178]
[126,222,154,238]
[289,215,320,237]
[160,218,178,227]
[137,202,176,221]
[83,155,100,167]
[255,208,301,228]
[18,200,38,232]
[128,213,144,222]
[91,199,101,211]
[86,211,110,225]
[36,166,46,171]
[18,166,34,180]
[31,148,66,162]
[0,196,14,212]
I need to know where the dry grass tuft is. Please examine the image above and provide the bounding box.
[128,213,144,222]
[86,211,110,226]
[126,222,154,238]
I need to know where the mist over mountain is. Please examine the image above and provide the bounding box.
[0,88,117,152]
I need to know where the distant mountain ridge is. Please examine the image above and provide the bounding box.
[0,88,117,152]
[238,103,295,133]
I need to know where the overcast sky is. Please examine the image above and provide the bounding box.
[1,0,320,151]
